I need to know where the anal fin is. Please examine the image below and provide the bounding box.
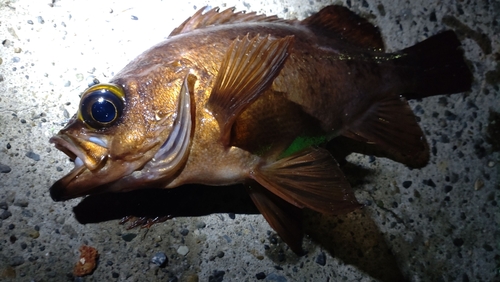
[207,34,294,146]
[246,182,304,254]
[250,148,360,215]
[343,96,430,167]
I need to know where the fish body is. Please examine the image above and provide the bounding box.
[50,5,472,252]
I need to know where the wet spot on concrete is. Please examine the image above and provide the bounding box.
[485,64,500,86]
[442,15,492,55]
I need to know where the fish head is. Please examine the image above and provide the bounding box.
[50,65,196,201]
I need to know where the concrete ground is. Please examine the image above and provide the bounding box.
[0,0,498,281]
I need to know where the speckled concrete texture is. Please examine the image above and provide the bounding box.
[0,0,499,281]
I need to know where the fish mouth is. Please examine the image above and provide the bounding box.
[49,135,108,201]
[49,135,85,168]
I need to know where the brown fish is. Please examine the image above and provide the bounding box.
[50,5,472,252]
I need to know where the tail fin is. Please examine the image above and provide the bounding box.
[397,30,473,99]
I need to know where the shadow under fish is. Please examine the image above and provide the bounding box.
[73,166,405,282]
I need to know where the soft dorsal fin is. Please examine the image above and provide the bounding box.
[301,5,384,51]
[207,34,294,146]
[169,6,290,37]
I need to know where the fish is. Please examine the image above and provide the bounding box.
[49,5,472,253]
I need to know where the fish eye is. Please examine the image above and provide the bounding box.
[78,83,125,129]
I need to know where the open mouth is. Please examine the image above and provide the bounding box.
[50,135,86,170]
[50,134,109,171]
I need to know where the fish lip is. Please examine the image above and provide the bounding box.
[50,135,81,162]
[49,135,89,201]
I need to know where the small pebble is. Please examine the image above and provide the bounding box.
[402,181,412,188]
[483,244,493,251]
[29,230,40,239]
[180,228,189,236]
[37,16,45,24]
[131,15,138,20]
[196,221,206,229]
[315,251,326,266]
[255,272,266,280]
[25,151,40,161]
[265,273,287,282]
[3,39,12,47]
[423,179,436,187]
[209,270,225,282]
[453,238,464,247]
[21,210,33,218]
[10,256,25,267]
[86,76,99,87]
[0,163,11,173]
[75,73,84,82]
[444,185,453,193]
[12,57,20,63]
[27,19,34,25]
[151,252,167,267]
[0,210,12,220]
[121,233,137,242]
[64,80,71,87]
[0,201,7,210]
[14,198,29,207]
[177,245,189,256]
[488,161,495,167]
[474,179,484,191]
[184,274,199,282]
[14,47,21,53]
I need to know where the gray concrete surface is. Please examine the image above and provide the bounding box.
[0,0,498,281]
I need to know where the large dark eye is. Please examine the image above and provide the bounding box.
[78,83,125,129]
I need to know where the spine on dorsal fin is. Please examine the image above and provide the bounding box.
[301,5,384,51]
[169,6,293,37]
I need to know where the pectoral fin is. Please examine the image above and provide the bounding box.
[250,148,360,215]
[207,34,294,145]
[246,182,304,254]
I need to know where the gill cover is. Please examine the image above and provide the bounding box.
[140,73,196,181]
[79,83,125,129]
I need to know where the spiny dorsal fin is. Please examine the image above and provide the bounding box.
[169,6,291,37]
[207,34,294,146]
[301,5,384,51]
